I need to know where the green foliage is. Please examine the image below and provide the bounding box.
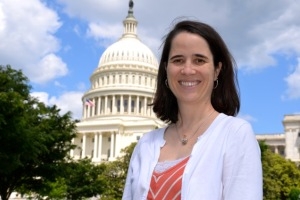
[45,177,68,199]
[0,65,77,200]
[42,143,137,200]
[100,142,136,199]
[259,141,300,200]
[43,158,107,200]
[64,159,107,200]
[289,188,300,200]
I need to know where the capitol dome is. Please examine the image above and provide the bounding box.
[98,2,158,69]
[85,1,159,96]
[99,36,158,68]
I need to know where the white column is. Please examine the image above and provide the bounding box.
[115,130,121,158]
[128,95,132,114]
[93,133,98,161]
[136,96,140,114]
[70,138,74,157]
[82,133,86,158]
[99,133,103,160]
[107,96,111,113]
[146,98,150,116]
[110,132,115,160]
[91,98,95,116]
[98,97,101,115]
[105,96,108,114]
[120,95,124,114]
[112,95,116,114]
[144,97,147,115]
[274,146,279,154]
[150,97,154,117]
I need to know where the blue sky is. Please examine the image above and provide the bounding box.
[0,0,299,134]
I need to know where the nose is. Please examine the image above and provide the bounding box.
[181,61,196,75]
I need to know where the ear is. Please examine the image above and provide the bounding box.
[214,62,222,80]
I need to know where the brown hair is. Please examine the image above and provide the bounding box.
[151,20,240,123]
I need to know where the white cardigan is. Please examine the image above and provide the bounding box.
[122,113,263,200]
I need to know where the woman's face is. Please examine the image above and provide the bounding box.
[166,31,221,106]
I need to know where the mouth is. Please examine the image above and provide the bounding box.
[179,81,200,87]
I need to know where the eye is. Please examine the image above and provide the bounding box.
[194,58,205,65]
[170,58,184,65]
[173,58,183,63]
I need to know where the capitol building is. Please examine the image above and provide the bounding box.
[72,1,300,164]
[71,1,164,164]
[256,114,300,163]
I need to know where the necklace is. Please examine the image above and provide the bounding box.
[175,110,215,145]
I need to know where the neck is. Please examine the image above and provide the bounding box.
[177,105,215,128]
[175,109,216,145]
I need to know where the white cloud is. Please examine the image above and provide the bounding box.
[31,91,84,119]
[0,0,67,84]
[57,0,126,21]
[283,58,300,99]
[56,0,300,71]
[28,54,68,84]
[86,22,121,47]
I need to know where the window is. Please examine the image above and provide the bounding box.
[124,99,128,112]
[117,100,120,112]
[131,100,135,112]
[139,100,142,113]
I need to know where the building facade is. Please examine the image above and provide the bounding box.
[256,114,300,162]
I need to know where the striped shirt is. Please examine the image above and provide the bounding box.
[147,156,190,200]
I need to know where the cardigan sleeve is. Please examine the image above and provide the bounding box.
[122,149,135,200]
[222,122,263,200]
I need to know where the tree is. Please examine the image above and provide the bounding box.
[289,188,300,200]
[64,159,107,200]
[100,142,136,199]
[40,158,107,200]
[259,141,300,200]
[41,143,137,200]
[0,65,77,200]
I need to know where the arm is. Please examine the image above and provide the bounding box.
[222,122,263,200]
[122,166,133,200]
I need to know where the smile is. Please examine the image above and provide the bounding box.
[179,81,200,87]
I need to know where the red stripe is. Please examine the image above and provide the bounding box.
[147,157,189,200]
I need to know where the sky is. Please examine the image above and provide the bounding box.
[0,0,299,135]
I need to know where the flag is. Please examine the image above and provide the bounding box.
[85,99,94,107]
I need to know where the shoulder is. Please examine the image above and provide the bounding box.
[214,113,256,143]
[217,113,253,132]
[131,127,166,154]
[138,127,166,143]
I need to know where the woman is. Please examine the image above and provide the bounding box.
[122,20,262,200]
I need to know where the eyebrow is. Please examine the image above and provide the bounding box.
[194,53,209,60]
[169,54,209,60]
[169,55,182,60]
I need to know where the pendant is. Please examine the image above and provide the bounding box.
[181,135,188,145]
